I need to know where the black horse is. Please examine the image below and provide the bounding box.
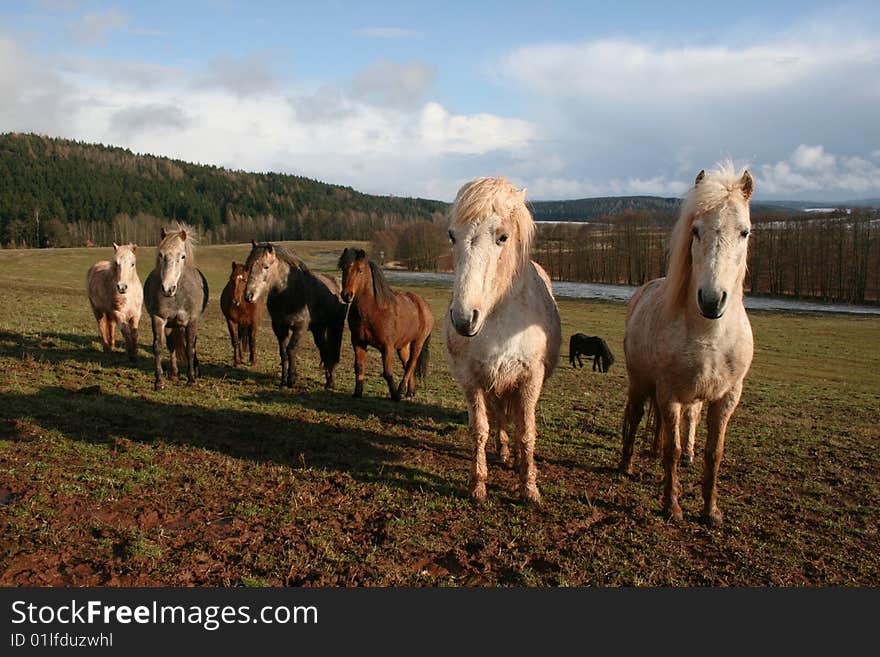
[569,333,615,373]
[244,241,347,389]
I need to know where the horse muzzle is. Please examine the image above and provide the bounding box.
[162,285,177,297]
[341,291,354,304]
[698,289,728,319]
[450,307,482,337]
[116,284,128,294]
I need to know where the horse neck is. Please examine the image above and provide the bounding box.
[353,274,383,315]
[271,259,294,293]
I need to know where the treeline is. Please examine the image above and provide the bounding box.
[0,133,446,247]
[533,209,880,303]
[528,196,800,222]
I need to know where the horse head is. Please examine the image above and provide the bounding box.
[338,248,369,304]
[666,164,753,320]
[112,242,137,294]
[229,261,249,307]
[447,177,533,337]
[157,227,191,297]
[244,241,280,304]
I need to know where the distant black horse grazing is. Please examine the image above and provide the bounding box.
[569,333,615,373]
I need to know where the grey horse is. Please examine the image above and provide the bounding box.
[143,225,209,390]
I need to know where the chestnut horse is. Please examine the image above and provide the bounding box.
[619,162,754,527]
[338,248,433,400]
[445,177,562,506]
[220,261,262,367]
[86,242,143,359]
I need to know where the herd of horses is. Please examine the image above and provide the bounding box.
[86,163,755,526]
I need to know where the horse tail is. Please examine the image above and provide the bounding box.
[166,327,186,362]
[415,333,431,380]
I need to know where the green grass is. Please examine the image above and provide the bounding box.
[0,242,878,586]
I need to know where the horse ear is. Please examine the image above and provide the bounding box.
[160,227,168,239]
[251,239,257,248]
[741,170,754,200]
[179,230,187,242]
[519,187,527,200]
[695,170,705,185]
[266,243,274,254]
[132,244,137,253]
[231,261,238,272]
[112,242,119,251]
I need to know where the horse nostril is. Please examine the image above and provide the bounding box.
[721,291,728,305]
[698,289,703,305]
[471,309,480,328]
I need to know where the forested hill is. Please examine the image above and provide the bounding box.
[0,132,807,248]
[0,133,447,247]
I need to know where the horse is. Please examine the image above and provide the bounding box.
[619,162,754,527]
[220,261,262,367]
[143,225,209,391]
[86,243,143,360]
[569,333,615,373]
[445,177,562,506]
[338,248,434,401]
[243,241,346,389]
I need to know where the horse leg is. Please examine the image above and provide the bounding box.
[168,329,180,381]
[382,346,401,401]
[396,344,411,398]
[353,343,367,398]
[107,317,116,353]
[619,388,647,475]
[658,397,684,522]
[151,316,166,391]
[118,319,133,360]
[185,322,199,385]
[127,318,139,361]
[512,375,543,506]
[398,339,426,399]
[702,383,742,528]
[274,323,290,388]
[227,319,240,367]
[681,402,702,467]
[95,314,110,352]
[487,396,513,468]
[248,323,257,367]
[285,324,306,388]
[465,387,490,503]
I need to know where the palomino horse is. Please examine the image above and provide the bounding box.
[86,243,143,359]
[338,248,434,400]
[445,177,562,505]
[619,163,754,527]
[143,225,209,390]
[244,242,346,389]
[220,261,262,367]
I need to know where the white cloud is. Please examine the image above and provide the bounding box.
[68,7,130,45]
[759,145,880,195]
[192,54,277,98]
[353,27,423,39]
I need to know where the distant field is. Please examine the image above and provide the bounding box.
[0,242,878,586]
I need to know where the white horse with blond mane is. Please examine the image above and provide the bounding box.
[445,177,562,506]
[619,162,755,527]
[86,243,143,359]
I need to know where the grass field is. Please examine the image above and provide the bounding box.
[0,242,878,586]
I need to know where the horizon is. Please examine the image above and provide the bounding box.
[2,1,879,202]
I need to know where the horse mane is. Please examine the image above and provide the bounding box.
[663,160,751,318]
[157,223,196,267]
[450,176,534,274]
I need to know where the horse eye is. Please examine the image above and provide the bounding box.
[264,265,270,270]
[691,226,700,240]
[740,229,750,238]
[497,234,509,244]
[181,254,185,259]
[448,230,456,244]
[131,263,135,267]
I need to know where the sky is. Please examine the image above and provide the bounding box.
[1,0,879,202]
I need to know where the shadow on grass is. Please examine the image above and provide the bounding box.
[1,385,465,499]
[0,329,277,385]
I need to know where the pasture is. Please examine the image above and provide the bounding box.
[0,242,878,586]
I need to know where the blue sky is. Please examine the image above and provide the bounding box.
[2,0,879,201]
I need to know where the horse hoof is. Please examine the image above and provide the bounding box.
[618,461,635,476]
[702,508,723,528]
[664,502,684,523]
[154,381,166,391]
[681,454,694,468]
[522,487,542,507]
[470,485,488,504]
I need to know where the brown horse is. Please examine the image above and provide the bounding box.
[220,261,262,367]
[338,248,434,400]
